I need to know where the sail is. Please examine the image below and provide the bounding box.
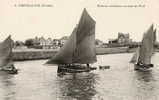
[46,8,96,64]
[153,28,156,44]
[72,8,97,64]
[152,28,156,53]
[130,47,140,64]
[138,24,154,65]
[0,35,14,67]
[46,27,77,64]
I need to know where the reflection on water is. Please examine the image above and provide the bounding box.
[57,73,98,100]
[133,71,157,100]
[135,70,154,82]
[0,73,16,100]
[0,53,159,100]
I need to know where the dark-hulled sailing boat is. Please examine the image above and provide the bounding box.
[130,24,156,71]
[0,35,18,74]
[46,8,97,73]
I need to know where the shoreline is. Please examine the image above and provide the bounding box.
[12,47,158,61]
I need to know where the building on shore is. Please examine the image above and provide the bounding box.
[108,32,132,47]
[30,36,69,49]
[95,39,107,48]
[60,36,69,46]
[31,36,54,49]
[14,41,28,49]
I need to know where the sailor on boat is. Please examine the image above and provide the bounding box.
[46,8,97,73]
[0,35,18,74]
[130,24,156,71]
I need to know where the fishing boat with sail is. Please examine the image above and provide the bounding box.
[130,24,156,71]
[0,35,18,74]
[46,8,97,73]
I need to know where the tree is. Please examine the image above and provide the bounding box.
[15,41,24,46]
[24,39,34,47]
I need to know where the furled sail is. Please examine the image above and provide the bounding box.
[138,24,154,65]
[46,8,96,64]
[0,35,14,68]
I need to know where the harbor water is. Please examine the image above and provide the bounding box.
[0,53,159,100]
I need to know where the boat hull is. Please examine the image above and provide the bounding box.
[99,66,110,70]
[0,68,18,74]
[0,65,18,74]
[57,65,96,73]
[134,64,153,71]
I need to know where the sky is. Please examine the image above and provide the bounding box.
[0,0,159,42]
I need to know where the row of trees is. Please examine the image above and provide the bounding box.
[17,39,104,47]
[14,39,62,48]
[14,39,36,47]
[15,38,159,49]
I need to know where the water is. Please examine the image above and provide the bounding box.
[0,53,159,100]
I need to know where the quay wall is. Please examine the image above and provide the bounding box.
[13,49,57,61]
[12,47,130,61]
[12,47,159,61]
[96,47,129,55]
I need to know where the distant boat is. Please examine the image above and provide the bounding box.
[130,24,156,71]
[0,35,18,74]
[46,8,97,73]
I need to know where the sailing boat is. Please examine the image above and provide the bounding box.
[130,24,156,71]
[0,35,18,74]
[46,8,97,73]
